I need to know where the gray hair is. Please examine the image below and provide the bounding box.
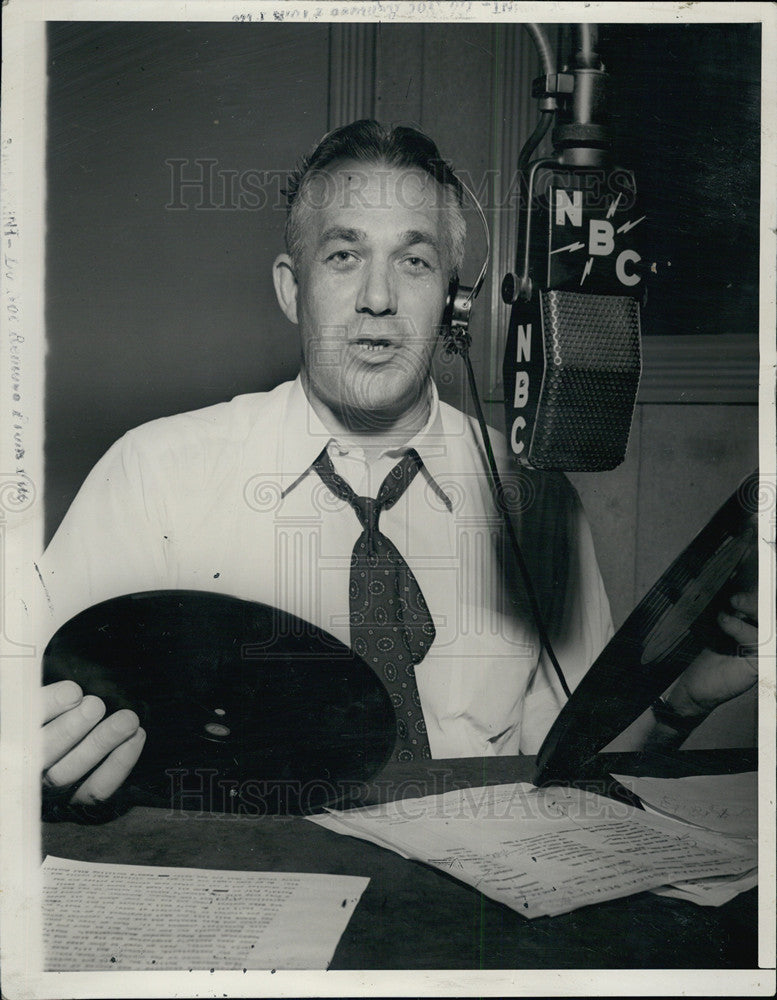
[284,119,466,279]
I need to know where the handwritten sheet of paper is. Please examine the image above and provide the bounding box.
[612,772,758,838]
[611,772,758,906]
[42,856,368,971]
[308,783,755,919]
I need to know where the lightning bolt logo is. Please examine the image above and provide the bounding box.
[617,214,646,235]
[580,258,594,286]
[606,193,622,220]
[550,241,585,255]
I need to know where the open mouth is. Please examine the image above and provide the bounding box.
[351,338,399,361]
[354,338,394,351]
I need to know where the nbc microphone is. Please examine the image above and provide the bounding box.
[502,25,644,472]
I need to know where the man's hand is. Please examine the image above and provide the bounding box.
[666,590,758,720]
[613,590,760,753]
[42,680,146,806]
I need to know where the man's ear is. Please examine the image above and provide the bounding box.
[272,254,299,325]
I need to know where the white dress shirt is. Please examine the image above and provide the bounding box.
[38,377,613,757]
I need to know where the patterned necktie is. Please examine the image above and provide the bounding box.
[313,446,435,760]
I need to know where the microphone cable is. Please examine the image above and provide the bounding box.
[517,109,554,172]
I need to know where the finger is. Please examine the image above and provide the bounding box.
[718,611,758,652]
[43,707,139,788]
[70,728,146,805]
[41,680,83,725]
[731,591,758,619]
[42,694,106,771]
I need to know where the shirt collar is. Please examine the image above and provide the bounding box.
[277,376,336,494]
[279,376,452,510]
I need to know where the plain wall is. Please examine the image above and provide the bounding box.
[46,22,331,536]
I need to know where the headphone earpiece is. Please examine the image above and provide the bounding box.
[441,277,459,337]
[441,175,491,347]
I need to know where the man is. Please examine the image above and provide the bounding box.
[39,121,757,810]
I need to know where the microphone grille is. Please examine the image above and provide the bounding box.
[531,290,642,471]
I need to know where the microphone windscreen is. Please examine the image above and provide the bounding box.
[503,289,641,472]
[531,289,641,470]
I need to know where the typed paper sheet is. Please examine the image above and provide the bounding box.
[42,856,368,971]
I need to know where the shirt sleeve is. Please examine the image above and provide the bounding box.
[36,432,172,641]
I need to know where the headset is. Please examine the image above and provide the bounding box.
[439,176,491,355]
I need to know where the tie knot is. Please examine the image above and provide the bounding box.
[350,494,382,534]
[312,446,425,522]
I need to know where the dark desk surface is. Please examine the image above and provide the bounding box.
[42,750,758,970]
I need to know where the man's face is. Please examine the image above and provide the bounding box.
[278,161,452,430]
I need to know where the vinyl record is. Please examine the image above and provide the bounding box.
[43,591,396,814]
[534,471,758,786]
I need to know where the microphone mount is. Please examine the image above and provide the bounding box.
[536,25,612,168]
